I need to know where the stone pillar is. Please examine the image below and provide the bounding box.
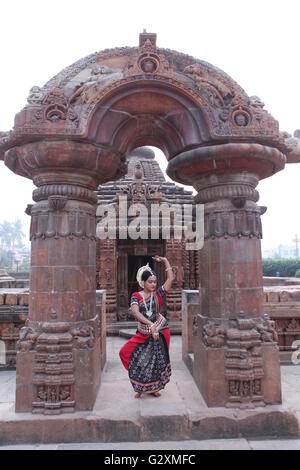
[96,290,107,370]
[97,239,117,325]
[4,140,124,414]
[194,172,281,407]
[117,251,129,321]
[181,290,199,375]
[165,239,183,322]
[167,143,285,408]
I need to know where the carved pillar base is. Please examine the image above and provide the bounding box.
[16,318,101,413]
[194,314,281,408]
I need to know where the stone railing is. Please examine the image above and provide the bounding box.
[0,288,29,369]
[182,282,300,369]
[264,285,300,363]
[0,289,29,308]
[0,288,107,372]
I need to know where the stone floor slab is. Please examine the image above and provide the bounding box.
[249,439,300,450]
[0,439,259,450]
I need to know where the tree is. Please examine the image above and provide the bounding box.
[0,219,25,248]
[0,248,14,271]
[11,219,25,247]
[0,221,13,248]
[0,224,5,248]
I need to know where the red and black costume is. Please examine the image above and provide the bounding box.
[119,285,171,394]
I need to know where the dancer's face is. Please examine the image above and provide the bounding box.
[144,275,157,292]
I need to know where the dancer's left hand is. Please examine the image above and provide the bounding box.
[152,256,165,263]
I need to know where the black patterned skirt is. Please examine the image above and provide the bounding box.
[128,331,171,394]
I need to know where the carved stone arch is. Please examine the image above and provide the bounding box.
[0,32,291,414]
[85,78,212,158]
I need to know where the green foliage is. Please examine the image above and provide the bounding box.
[295,269,300,278]
[263,258,300,277]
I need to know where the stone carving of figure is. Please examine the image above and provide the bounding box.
[229,380,240,397]
[241,381,250,397]
[192,316,198,336]
[43,86,67,106]
[131,181,147,204]
[37,385,47,401]
[59,386,71,401]
[84,65,121,85]
[184,63,204,81]
[203,322,226,347]
[148,185,163,200]
[134,163,143,180]
[286,319,300,330]
[253,379,262,395]
[249,95,265,108]
[0,131,10,145]
[184,63,234,106]
[18,326,38,351]
[234,113,249,127]
[257,315,278,343]
[105,268,111,283]
[71,326,94,349]
[27,86,44,105]
[280,130,300,163]
[49,386,57,402]
[79,65,124,103]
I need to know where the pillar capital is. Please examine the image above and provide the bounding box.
[4,140,127,189]
[166,143,286,187]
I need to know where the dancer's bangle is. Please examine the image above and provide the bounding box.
[165,267,172,271]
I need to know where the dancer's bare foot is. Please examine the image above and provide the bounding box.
[151,392,161,397]
[135,392,142,399]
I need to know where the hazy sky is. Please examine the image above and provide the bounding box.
[0,0,299,250]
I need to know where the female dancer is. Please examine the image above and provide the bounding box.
[119,256,174,398]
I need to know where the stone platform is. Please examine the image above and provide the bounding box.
[0,336,299,445]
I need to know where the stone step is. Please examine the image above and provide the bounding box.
[0,389,298,445]
[0,337,299,445]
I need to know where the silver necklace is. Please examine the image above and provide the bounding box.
[141,291,153,317]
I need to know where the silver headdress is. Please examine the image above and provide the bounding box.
[136,263,155,288]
